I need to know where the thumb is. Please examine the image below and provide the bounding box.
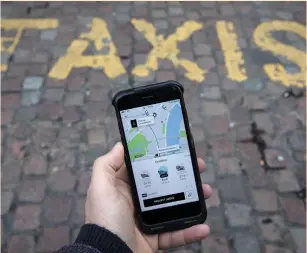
[103,142,125,172]
[93,142,125,174]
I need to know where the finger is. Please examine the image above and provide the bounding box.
[94,142,124,173]
[159,224,210,249]
[116,163,130,184]
[202,184,212,199]
[197,158,205,173]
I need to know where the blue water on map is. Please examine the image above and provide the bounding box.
[166,103,182,146]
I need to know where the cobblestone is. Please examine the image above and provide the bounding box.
[280,196,306,225]
[64,92,84,106]
[225,203,252,227]
[18,179,46,203]
[40,29,58,40]
[272,169,300,193]
[22,76,44,90]
[37,226,70,253]
[77,171,91,195]
[1,109,14,125]
[201,235,230,253]
[258,215,287,242]
[252,189,278,212]
[218,157,241,175]
[62,106,81,123]
[13,205,41,231]
[219,177,248,202]
[201,86,221,100]
[44,196,73,223]
[2,191,14,215]
[14,107,37,121]
[200,163,216,184]
[24,152,47,175]
[37,103,62,120]
[234,233,260,253]
[8,235,35,253]
[264,245,293,253]
[21,91,41,106]
[288,131,306,151]
[205,115,229,135]
[289,227,306,253]
[48,170,77,192]
[43,89,65,102]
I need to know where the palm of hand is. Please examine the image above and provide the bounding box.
[86,163,158,253]
[114,172,159,253]
[85,143,211,253]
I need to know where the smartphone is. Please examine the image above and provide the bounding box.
[112,81,207,234]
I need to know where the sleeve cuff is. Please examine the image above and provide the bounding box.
[75,224,132,253]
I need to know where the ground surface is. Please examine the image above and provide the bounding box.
[1,1,306,253]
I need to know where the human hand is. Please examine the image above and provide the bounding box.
[85,142,212,253]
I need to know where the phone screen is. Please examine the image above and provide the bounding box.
[120,99,199,212]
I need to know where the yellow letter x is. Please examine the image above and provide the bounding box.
[131,19,206,82]
[49,18,126,80]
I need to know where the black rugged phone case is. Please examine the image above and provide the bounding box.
[112,80,207,234]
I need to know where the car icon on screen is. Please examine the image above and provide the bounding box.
[158,166,168,178]
[176,165,185,171]
[141,173,150,178]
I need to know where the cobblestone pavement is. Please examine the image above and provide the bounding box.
[1,1,306,253]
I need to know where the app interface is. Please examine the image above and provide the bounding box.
[120,99,199,211]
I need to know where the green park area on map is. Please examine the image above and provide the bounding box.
[127,133,151,161]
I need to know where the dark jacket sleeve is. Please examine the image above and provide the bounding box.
[57,224,133,253]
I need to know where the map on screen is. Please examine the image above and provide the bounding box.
[121,99,189,162]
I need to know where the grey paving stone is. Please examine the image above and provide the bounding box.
[286,32,303,42]
[154,20,168,30]
[234,233,261,253]
[290,227,306,253]
[277,11,293,20]
[40,29,58,40]
[14,107,37,121]
[243,78,265,92]
[288,131,306,151]
[225,203,252,227]
[285,65,300,74]
[258,215,288,242]
[219,177,248,202]
[152,10,167,18]
[193,44,212,56]
[202,101,229,116]
[271,169,300,193]
[22,77,44,90]
[1,52,11,65]
[21,91,41,106]
[117,5,131,13]
[64,92,84,106]
[77,16,92,26]
[200,86,221,99]
[238,38,248,48]
[293,41,306,51]
[52,46,68,58]
[206,208,226,233]
[220,4,235,16]
[116,14,130,24]
[168,7,184,16]
[2,191,14,215]
[200,163,216,184]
